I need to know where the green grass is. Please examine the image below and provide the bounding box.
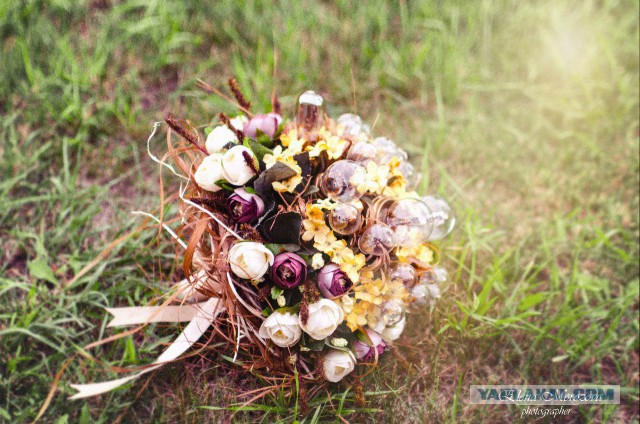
[1,0,638,422]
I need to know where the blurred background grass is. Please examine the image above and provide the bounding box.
[0,0,638,422]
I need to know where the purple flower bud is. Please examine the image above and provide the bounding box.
[270,252,307,289]
[227,188,265,223]
[317,263,353,299]
[243,113,282,140]
[353,329,387,362]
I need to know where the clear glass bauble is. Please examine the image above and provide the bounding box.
[358,223,396,256]
[337,113,370,141]
[384,198,433,246]
[381,299,405,326]
[419,266,448,285]
[319,160,365,202]
[421,195,455,241]
[328,202,363,235]
[346,141,378,164]
[387,261,418,288]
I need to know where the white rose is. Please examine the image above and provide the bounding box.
[229,115,248,131]
[381,316,406,342]
[258,310,302,348]
[323,349,356,382]
[205,125,238,154]
[228,242,274,280]
[300,299,344,340]
[194,153,224,192]
[221,145,258,186]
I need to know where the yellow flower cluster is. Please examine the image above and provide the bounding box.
[281,127,349,160]
[340,270,409,331]
[264,127,349,193]
[395,243,435,265]
[262,146,303,193]
[353,161,391,195]
[308,128,349,159]
[301,201,366,283]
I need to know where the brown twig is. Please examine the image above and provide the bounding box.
[196,79,253,117]
[272,93,281,115]
[242,150,260,175]
[164,114,208,155]
[227,77,251,110]
[218,112,245,140]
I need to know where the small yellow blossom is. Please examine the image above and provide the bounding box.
[396,243,434,265]
[365,162,391,194]
[319,233,348,257]
[306,203,326,223]
[331,247,366,283]
[279,129,306,153]
[262,145,288,169]
[341,270,410,332]
[302,219,331,243]
[263,146,304,193]
[315,197,337,211]
[272,164,303,193]
[307,128,349,159]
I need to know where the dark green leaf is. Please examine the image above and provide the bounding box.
[214,179,235,192]
[243,137,272,163]
[271,287,284,300]
[255,129,275,148]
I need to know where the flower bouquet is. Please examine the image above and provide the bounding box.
[71,79,455,406]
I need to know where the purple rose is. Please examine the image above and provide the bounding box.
[270,252,307,289]
[243,113,282,140]
[227,188,265,223]
[317,263,353,299]
[353,329,387,362]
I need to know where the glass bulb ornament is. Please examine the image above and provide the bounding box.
[396,161,423,190]
[419,266,448,285]
[358,223,396,256]
[409,284,429,308]
[384,198,433,246]
[371,137,398,164]
[421,196,455,241]
[346,141,378,164]
[374,196,397,223]
[319,160,365,202]
[381,299,405,326]
[328,203,363,235]
[387,261,418,288]
[337,113,370,141]
[395,148,409,162]
[295,90,325,139]
[409,282,441,310]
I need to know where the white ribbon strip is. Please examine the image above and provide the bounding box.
[105,302,210,327]
[70,298,221,399]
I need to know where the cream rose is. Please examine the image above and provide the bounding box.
[228,242,274,280]
[323,349,356,382]
[194,153,224,192]
[258,310,302,348]
[300,299,344,340]
[221,145,258,186]
[381,316,406,342]
[205,125,238,154]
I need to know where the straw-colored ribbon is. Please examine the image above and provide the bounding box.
[69,297,222,399]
